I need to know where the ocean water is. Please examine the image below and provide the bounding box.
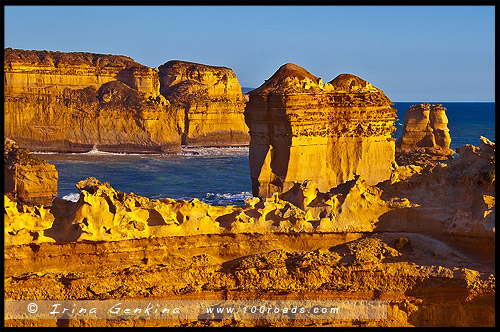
[34,102,494,206]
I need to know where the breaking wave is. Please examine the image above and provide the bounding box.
[203,191,253,204]
[62,192,80,202]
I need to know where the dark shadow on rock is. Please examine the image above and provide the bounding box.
[44,198,83,242]
[215,210,240,231]
[147,209,166,226]
[244,93,292,198]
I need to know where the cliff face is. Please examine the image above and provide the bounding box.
[4,138,58,206]
[4,49,249,152]
[4,137,493,246]
[4,49,182,153]
[4,48,160,97]
[245,63,396,198]
[396,103,454,160]
[158,60,249,146]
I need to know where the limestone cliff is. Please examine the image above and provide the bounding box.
[4,49,183,153]
[396,103,454,163]
[245,63,397,198]
[5,49,249,152]
[4,48,160,97]
[4,138,58,206]
[158,60,249,146]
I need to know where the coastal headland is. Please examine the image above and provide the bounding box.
[4,48,248,153]
[3,49,496,327]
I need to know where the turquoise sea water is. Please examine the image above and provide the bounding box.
[34,102,494,206]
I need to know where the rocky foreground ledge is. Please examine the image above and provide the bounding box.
[4,137,495,327]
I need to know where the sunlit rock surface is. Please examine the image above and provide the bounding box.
[4,138,58,206]
[244,63,397,198]
[396,103,454,165]
[4,48,160,97]
[3,137,495,327]
[4,49,249,153]
[158,60,249,146]
[4,48,182,153]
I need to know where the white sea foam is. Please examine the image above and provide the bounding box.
[31,151,59,155]
[81,146,148,156]
[36,146,249,157]
[180,146,249,157]
[62,192,80,202]
[204,191,253,202]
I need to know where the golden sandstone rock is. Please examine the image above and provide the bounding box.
[3,138,495,327]
[245,63,397,198]
[158,60,249,146]
[4,48,160,97]
[4,49,249,153]
[4,138,58,206]
[3,175,404,246]
[3,52,496,327]
[395,103,454,164]
[4,137,494,245]
[4,49,182,153]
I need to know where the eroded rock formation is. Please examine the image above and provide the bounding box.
[3,137,496,326]
[380,136,495,239]
[3,138,495,327]
[4,49,182,153]
[396,103,454,164]
[4,138,58,206]
[4,49,249,152]
[4,137,494,246]
[245,63,397,198]
[158,60,249,146]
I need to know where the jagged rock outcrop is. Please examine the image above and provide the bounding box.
[4,138,58,206]
[4,49,183,153]
[3,175,410,246]
[380,136,495,239]
[396,103,454,163]
[158,60,249,146]
[5,137,494,245]
[245,63,397,198]
[3,138,495,327]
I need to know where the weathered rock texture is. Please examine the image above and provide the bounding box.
[4,48,182,153]
[396,103,454,162]
[4,49,249,153]
[5,137,493,246]
[3,138,495,327]
[4,48,160,97]
[245,63,397,198]
[4,138,58,206]
[158,60,249,146]
[379,136,495,239]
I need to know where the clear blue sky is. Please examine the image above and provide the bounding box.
[3,5,495,101]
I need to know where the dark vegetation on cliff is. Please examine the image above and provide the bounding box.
[4,48,147,69]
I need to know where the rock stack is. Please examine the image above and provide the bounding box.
[395,103,454,165]
[245,63,397,197]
